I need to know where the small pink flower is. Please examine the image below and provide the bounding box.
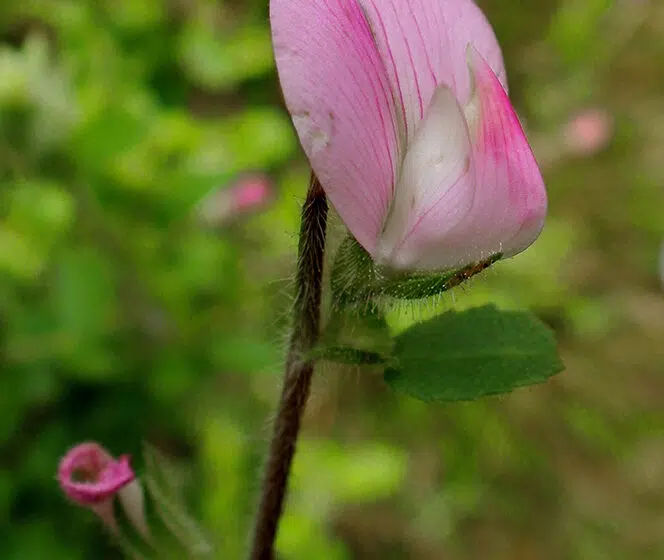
[231,175,272,213]
[198,174,274,226]
[59,442,146,536]
[563,109,613,157]
[58,442,134,505]
[271,0,547,271]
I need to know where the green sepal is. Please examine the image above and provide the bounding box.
[315,303,393,366]
[329,236,502,305]
[374,253,501,300]
[329,236,377,306]
[310,345,388,366]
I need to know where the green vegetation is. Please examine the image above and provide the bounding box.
[1,0,663,558]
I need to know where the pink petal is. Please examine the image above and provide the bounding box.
[230,175,272,213]
[271,0,401,253]
[359,0,506,143]
[58,442,136,505]
[197,174,274,227]
[375,85,476,270]
[428,48,546,268]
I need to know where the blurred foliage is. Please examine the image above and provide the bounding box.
[1,0,663,559]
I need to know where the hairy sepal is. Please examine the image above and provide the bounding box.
[330,236,502,306]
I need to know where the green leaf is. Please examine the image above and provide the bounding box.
[385,305,564,402]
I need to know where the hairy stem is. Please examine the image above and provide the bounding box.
[249,174,328,560]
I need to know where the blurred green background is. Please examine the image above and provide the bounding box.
[1,0,663,558]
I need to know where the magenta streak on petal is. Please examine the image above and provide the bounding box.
[301,3,394,213]
[456,48,546,259]
[408,4,437,89]
[325,3,399,205]
[386,0,424,122]
[365,0,507,138]
[364,0,409,140]
[380,44,545,272]
[476,59,538,211]
[347,6,401,194]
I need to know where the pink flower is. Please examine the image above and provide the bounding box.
[59,442,134,505]
[58,442,146,536]
[231,175,273,213]
[271,0,547,271]
[563,109,613,157]
[198,174,274,227]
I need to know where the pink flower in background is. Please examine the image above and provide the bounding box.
[59,442,134,505]
[271,0,547,271]
[198,174,274,227]
[58,442,146,536]
[231,175,272,213]
[563,109,613,157]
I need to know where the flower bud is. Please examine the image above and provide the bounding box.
[58,442,146,537]
[271,0,548,272]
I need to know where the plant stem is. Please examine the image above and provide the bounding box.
[249,174,328,560]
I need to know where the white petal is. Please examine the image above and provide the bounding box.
[376,85,475,270]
